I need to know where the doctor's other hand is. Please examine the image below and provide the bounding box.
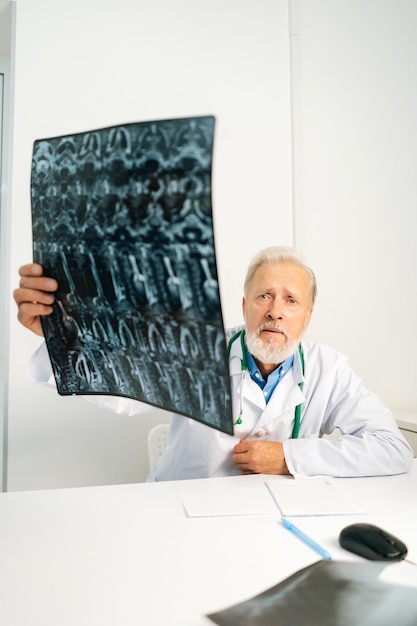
[232,439,291,475]
[13,263,58,337]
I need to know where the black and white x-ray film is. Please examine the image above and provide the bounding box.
[31,115,233,434]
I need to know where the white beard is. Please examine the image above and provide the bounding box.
[245,323,299,364]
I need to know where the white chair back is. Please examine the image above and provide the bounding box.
[147,423,170,471]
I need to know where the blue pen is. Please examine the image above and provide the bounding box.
[281,518,332,560]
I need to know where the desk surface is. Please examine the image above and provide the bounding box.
[0,464,416,626]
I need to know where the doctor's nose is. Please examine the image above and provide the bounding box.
[266,299,283,320]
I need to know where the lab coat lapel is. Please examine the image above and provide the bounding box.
[228,330,266,414]
[229,351,266,413]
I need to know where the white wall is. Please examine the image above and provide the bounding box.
[297,0,417,414]
[6,0,292,490]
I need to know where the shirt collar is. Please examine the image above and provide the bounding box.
[246,349,294,384]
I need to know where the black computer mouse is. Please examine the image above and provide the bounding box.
[339,523,408,561]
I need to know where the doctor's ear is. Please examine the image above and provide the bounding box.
[242,297,246,319]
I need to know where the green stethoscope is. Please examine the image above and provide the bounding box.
[227,329,305,438]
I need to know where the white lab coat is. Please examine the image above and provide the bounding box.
[29,333,413,481]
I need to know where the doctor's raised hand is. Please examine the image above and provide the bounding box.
[13,263,58,337]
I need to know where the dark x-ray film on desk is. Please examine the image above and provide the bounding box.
[31,115,233,434]
[208,560,417,626]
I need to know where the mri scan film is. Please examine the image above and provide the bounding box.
[31,115,233,434]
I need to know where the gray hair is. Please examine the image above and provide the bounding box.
[243,246,317,306]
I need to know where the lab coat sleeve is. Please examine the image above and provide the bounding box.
[283,346,414,478]
[27,341,153,417]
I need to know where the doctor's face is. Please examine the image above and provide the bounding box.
[242,262,313,370]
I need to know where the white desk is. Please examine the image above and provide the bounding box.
[0,464,416,626]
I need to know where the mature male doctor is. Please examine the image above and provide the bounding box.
[14,246,413,480]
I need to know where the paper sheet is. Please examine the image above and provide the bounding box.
[266,478,364,516]
[179,483,278,517]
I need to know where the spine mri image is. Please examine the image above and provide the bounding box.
[31,116,233,434]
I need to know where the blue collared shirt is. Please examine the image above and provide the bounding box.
[246,350,294,404]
